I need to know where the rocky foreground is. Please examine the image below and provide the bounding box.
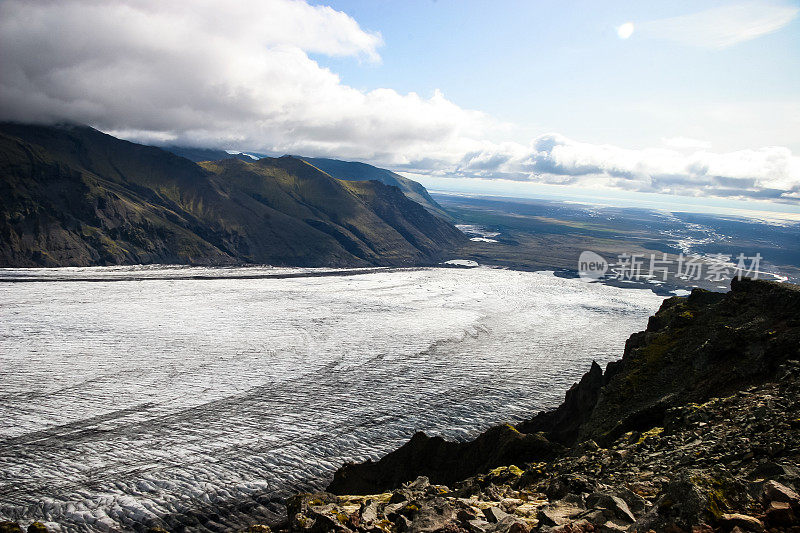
[274,278,800,533]
[279,367,800,533]
[1,278,798,533]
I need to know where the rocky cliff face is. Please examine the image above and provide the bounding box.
[292,279,800,533]
[327,427,564,496]
[521,277,800,448]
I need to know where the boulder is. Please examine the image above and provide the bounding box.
[457,509,481,524]
[718,513,764,532]
[586,492,636,523]
[384,502,408,521]
[466,519,491,533]
[483,507,510,524]
[359,499,379,524]
[404,477,431,492]
[762,480,800,507]
[536,497,584,527]
[305,503,346,532]
[407,497,454,533]
[765,501,796,527]
[613,487,648,515]
[503,522,530,533]
[536,507,561,528]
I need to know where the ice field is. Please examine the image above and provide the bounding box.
[0,266,664,531]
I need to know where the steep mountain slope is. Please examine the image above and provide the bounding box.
[199,156,465,264]
[161,147,450,221]
[0,123,465,267]
[340,180,462,257]
[299,157,451,221]
[0,124,235,266]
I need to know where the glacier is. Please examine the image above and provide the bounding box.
[0,266,664,532]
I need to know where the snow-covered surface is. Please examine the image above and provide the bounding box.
[0,266,663,531]
[455,224,500,241]
[442,259,479,267]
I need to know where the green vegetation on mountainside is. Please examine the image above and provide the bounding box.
[0,123,465,267]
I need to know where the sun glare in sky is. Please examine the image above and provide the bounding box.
[617,22,635,39]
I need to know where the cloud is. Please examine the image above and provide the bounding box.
[0,0,798,204]
[662,137,712,150]
[637,1,798,49]
[0,0,491,162]
[435,134,800,203]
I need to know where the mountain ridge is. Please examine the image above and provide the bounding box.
[160,145,450,220]
[299,157,451,221]
[0,123,465,267]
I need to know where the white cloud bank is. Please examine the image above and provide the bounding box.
[0,0,491,160]
[447,134,800,203]
[0,0,798,204]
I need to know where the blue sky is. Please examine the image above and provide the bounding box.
[310,0,800,216]
[1,0,799,215]
[316,0,800,152]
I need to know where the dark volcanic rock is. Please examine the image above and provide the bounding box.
[328,425,563,495]
[765,501,796,527]
[516,360,605,445]
[579,278,800,446]
[763,480,800,507]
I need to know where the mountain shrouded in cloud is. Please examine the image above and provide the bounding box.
[0,0,798,204]
[0,0,490,159]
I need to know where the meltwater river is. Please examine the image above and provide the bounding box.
[0,266,663,532]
